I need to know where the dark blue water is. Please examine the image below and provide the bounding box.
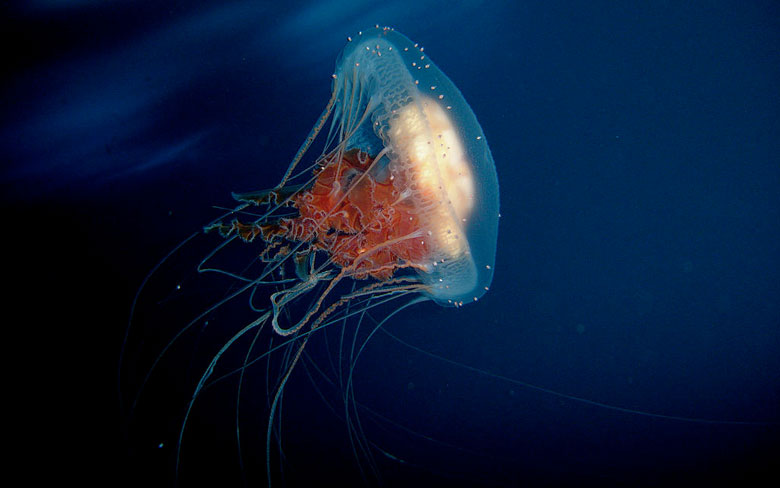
[4,1,778,487]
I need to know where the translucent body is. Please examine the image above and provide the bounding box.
[122,26,503,488]
[334,26,500,305]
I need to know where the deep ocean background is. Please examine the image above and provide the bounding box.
[3,1,779,487]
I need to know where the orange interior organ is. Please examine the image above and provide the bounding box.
[262,149,429,280]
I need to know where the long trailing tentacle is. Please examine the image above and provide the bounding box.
[344,296,430,482]
[276,78,339,189]
[175,311,271,483]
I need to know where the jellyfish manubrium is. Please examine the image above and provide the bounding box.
[123,25,499,486]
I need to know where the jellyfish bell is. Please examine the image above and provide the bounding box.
[330,26,500,306]
[122,26,498,485]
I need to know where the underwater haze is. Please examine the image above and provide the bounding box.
[3,1,779,487]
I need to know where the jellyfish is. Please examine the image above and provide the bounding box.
[123,25,499,486]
